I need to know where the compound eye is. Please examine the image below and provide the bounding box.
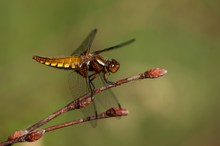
[108,59,120,73]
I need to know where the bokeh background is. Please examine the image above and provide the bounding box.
[0,0,220,146]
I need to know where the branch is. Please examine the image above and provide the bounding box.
[0,68,167,146]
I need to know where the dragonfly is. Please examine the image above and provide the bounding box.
[33,29,135,127]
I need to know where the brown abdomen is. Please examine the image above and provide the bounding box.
[32,56,82,70]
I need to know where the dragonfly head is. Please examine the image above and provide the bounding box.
[107,59,120,73]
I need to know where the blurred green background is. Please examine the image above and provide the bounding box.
[0,0,220,146]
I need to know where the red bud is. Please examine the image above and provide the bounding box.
[8,130,28,140]
[105,107,128,117]
[144,68,167,78]
[25,130,45,142]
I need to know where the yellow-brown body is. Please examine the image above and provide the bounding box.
[33,56,82,69]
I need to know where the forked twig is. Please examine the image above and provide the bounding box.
[0,68,167,146]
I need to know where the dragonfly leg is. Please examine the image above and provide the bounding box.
[88,80,95,99]
[88,73,98,83]
[103,72,114,84]
[87,74,99,121]
[88,73,99,99]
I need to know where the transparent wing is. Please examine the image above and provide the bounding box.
[68,71,122,127]
[92,73,122,113]
[93,38,135,54]
[68,71,98,127]
[68,72,88,99]
[71,29,97,56]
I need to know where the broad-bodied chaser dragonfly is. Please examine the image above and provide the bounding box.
[33,29,135,126]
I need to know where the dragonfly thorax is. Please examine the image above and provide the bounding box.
[93,54,120,73]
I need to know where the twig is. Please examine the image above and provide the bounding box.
[44,107,128,133]
[0,68,167,146]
